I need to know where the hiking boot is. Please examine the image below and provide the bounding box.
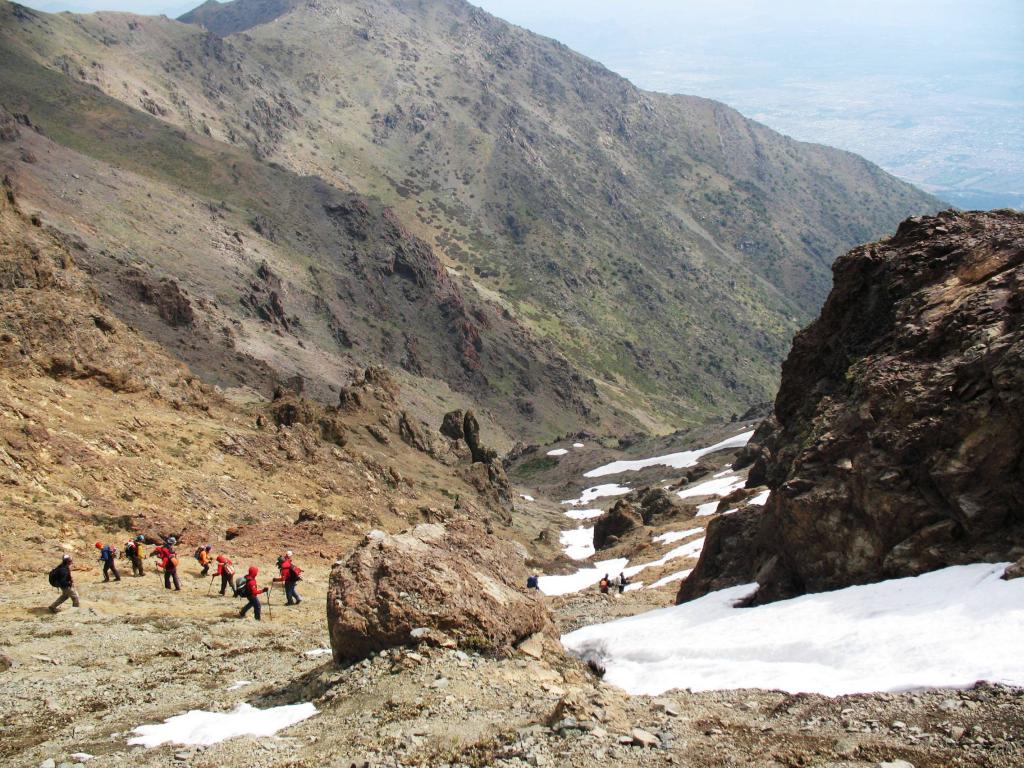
[49,606,59,614]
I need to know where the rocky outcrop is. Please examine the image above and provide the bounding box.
[681,210,1024,605]
[593,500,644,551]
[327,520,551,662]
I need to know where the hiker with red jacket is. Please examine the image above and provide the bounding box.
[273,551,303,606]
[153,537,181,591]
[214,554,236,596]
[95,541,121,582]
[239,566,267,621]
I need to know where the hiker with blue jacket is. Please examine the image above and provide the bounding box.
[95,541,120,582]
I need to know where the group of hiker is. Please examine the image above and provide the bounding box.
[599,572,629,594]
[48,537,303,622]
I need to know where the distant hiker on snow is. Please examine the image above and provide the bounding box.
[617,572,628,594]
[48,554,79,613]
[214,554,236,596]
[526,574,539,590]
[273,551,302,605]
[95,541,120,582]
[153,537,181,591]
[195,545,212,577]
[239,566,268,621]
[599,574,610,594]
[125,535,145,576]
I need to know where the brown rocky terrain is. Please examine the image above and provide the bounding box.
[682,210,1024,605]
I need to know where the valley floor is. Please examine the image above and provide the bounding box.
[3,564,1021,768]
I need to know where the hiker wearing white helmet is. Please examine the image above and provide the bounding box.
[273,550,303,605]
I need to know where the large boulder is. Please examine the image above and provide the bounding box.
[327,520,550,662]
[683,210,1024,604]
[593,500,644,550]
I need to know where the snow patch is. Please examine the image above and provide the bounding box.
[304,648,332,658]
[648,569,693,589]
[677,473,744,500]
[652,527,703,545]
[547,448,569,457]
[128,702,317,747]
[695,501,719,517]
[520,494,535,502]
[562,564,1024,696]
[560,527,596,561]
[573,442,585,448]
[623,538,705,578]
[583,431,754,479]
[565,508,605,521]
[226,680,253,691]
[538,558,629,597]
[748,490,770,506]
[562,484,630,506]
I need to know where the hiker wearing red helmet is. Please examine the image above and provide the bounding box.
[214,554,236,596]
[239,566,267,621]
[95,541,120,583]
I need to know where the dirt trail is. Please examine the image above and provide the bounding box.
[4,561,1022,768]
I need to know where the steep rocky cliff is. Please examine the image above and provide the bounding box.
[680,210,1024,604]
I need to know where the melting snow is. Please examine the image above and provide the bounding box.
[677,473,745,500]
[226,680,253,691]
[573,442,585,448]
[565,508,605,521]
[538,558,629,596]
[583,431,754,479]
[128,702,317,747]
[749,490,770,506]
[520,494,535,502]
[561,527,596,561]
[547,448,569,457]
[652,527,703,545]
[695,501,719,517]
[304,648,332,658]
[648,569,693,589]
[563,564,1024,696]
[562,484,630,506]
[624,538,705,578]
[624,582,644,592]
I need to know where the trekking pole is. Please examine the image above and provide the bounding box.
[207,574,216,596]
[265,586,272,621]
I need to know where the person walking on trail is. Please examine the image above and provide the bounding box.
[155,537,181,591]
[617,572,628,594]
[599,574,610,594]
[239,566,268,621]
[214,554,236,596]
[49,554,80,613]
[125,535,145,576]
[273,551,302,606]
[196,545,212,577]
[95,541,121,582]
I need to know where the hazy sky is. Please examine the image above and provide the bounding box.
[19,0,1024,206]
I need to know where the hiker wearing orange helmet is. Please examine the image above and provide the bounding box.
[239,566,267,621]
[95,541,120,583]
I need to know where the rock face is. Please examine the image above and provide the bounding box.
[593,500,644,550]
[327,520,550,662]
[681,210,1024,605]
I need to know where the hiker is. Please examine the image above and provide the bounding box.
[95,541,121,582]
[526,574,539,590]
[125,535,145,576]
[48,554,80,613]
[617,572,628,594]
[273,551,302,605]
[599,574,610,594]
[154,537,181,591]
[196,545,212,577]
[239,566,268,621]
[214,554,236,596]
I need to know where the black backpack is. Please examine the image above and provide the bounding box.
[48,566,62,588]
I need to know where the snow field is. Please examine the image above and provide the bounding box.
[648,569,694,589]
[676,472,745,500]
[652,527,703,545]
[538,558,630,596]
[562,564,1024,696]
[128,702,318,747]
[583,431,753,479]
[560,527,597,561]
[561,483,630,506]
[564,507,605,521]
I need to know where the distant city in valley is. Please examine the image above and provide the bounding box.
[477,0,1024,211]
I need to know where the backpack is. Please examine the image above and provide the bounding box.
[48,567,62,588]
[290,564,302,582]
[193,547,204,562]
[125,541,137,557]
[235,576,247,597]
[599,578,609,590]
[169,556,179,569]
